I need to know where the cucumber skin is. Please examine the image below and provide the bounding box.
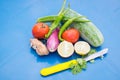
[64,9,104,47]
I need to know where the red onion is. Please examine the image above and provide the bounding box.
[47,28,59,52]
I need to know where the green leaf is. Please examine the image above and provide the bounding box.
[70,58,87,75]
[82,48,96,59]
[69,63,75,69]
[76,58,83,65]
[90,59,95,63]
[71,64,82,75]
[88,48,96,55]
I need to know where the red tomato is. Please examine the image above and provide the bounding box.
[62,28,80,43]
[32,23,49,39]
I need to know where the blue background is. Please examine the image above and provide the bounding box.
[0,0,120,80]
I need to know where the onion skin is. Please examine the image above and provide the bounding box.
[47,28,59,52]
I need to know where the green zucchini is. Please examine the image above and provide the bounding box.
[64,8,104,47]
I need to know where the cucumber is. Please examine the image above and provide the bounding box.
[64,8,104,47]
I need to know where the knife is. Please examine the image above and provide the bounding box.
[40,48,108,76]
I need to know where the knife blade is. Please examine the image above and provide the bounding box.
[84,48,108,61]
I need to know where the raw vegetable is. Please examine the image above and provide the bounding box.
[57,41,74,58]
[62,28,80,43]
[37,8,104,47]
[74,41,90,55]
[63,8,104,47]
[37,15,90,23]
[70,58,86,74]
[32,23,49,39]
[30,38,49,56]
[47,28,59,52]
[37,16,57,22]
[58,17,80,41]
[30,0,108,76]
[45,0,67,38]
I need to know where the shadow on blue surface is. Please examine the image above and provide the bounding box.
[30,47,78,64]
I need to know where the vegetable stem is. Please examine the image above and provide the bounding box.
[58,0,66,15]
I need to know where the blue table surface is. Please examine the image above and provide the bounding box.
[0,0,120,80]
